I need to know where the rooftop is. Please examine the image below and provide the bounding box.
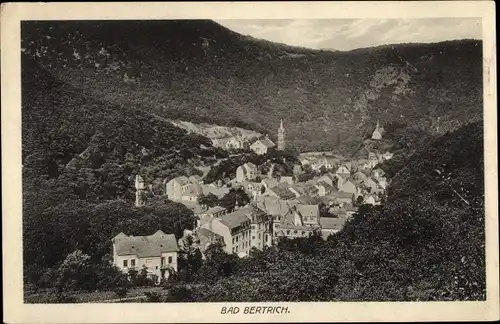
[320,217,346,230]
[113,230,179,258]
[204,206,227,215]
[258,137,276,148]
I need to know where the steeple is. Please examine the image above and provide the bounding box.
[277,119,285,151]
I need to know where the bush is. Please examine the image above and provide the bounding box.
[113,286,128,299]
[144,291,161,302]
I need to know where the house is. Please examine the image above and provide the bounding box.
[240,181,264,200]
[318,173,337,187]
[295,195,323,206]
[372,167,386,180]
[319,217,347,240]
[201,183,230,199]
[188,175,203,184]
[245,204,273,250]
[338,178,358,195]
[363,177,385,195]
[112,230,179,282]
[279,176,294,185]
[335,164,351,176]
[287,185,304,198]
[256,196,297,235]
[261,178,279,190]
[377,177,388,189]
[352,170,369,188]
[264,183,296,200]
[315,181,334,197]
[250,137,276,155]
[328,191,355,207]
[198,206,227,228]
[371,121,385,140]
[211,207,252,257]
[211,137,229,149]
[364,194,380,205]
[328,207,348,219]
[311,157,335,171]
[273,205,321,242]
[225,136,244,150]
[296,204,320,225]
[193,227,225,259]
[165,176,203,202]
[236,162,258,183]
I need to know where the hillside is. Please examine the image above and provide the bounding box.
[22,54,224,199]
[22,55,222,286]
[21,20,483,154]
[170,121,485,301]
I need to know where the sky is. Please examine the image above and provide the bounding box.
[215,18,482,51]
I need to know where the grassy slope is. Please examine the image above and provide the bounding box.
[22,20,483,154]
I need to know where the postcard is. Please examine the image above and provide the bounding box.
[2,1,498,323]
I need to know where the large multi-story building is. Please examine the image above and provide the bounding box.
[211,207,253,257]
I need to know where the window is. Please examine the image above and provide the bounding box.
[258,233,261,239]
[161,257,165,265]
[286,230,290,235]
[123,260,128,267]
[236,236,239,242]
[131,259,136,267]
[251,225,256,230]
[168,256,173,264]
[232,237,235,244]
[252,236,255,240]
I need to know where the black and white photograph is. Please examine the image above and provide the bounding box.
[2,1,498,323]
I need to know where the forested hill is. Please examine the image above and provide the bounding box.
[22,54,224,287]
[176,121,485,302]
[22,54,222,200]
[22,20,483,153]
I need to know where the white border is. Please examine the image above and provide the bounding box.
[2,2,498,323]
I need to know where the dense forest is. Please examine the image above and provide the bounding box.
[22,20,483,153]
[22,55,218,288]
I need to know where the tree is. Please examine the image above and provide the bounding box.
[198,193,219,208]
[219,188,250,212]
[55,250,94,292]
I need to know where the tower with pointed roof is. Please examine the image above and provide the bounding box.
[277,119,285,151]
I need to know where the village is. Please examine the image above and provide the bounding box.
[112,120,394,281]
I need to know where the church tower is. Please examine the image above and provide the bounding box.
[277,119,285,151]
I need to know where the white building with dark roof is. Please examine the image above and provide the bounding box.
[166,176,203,202]
[250,137,276,155]
[236,162,258,183]
[112,230,179,282]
